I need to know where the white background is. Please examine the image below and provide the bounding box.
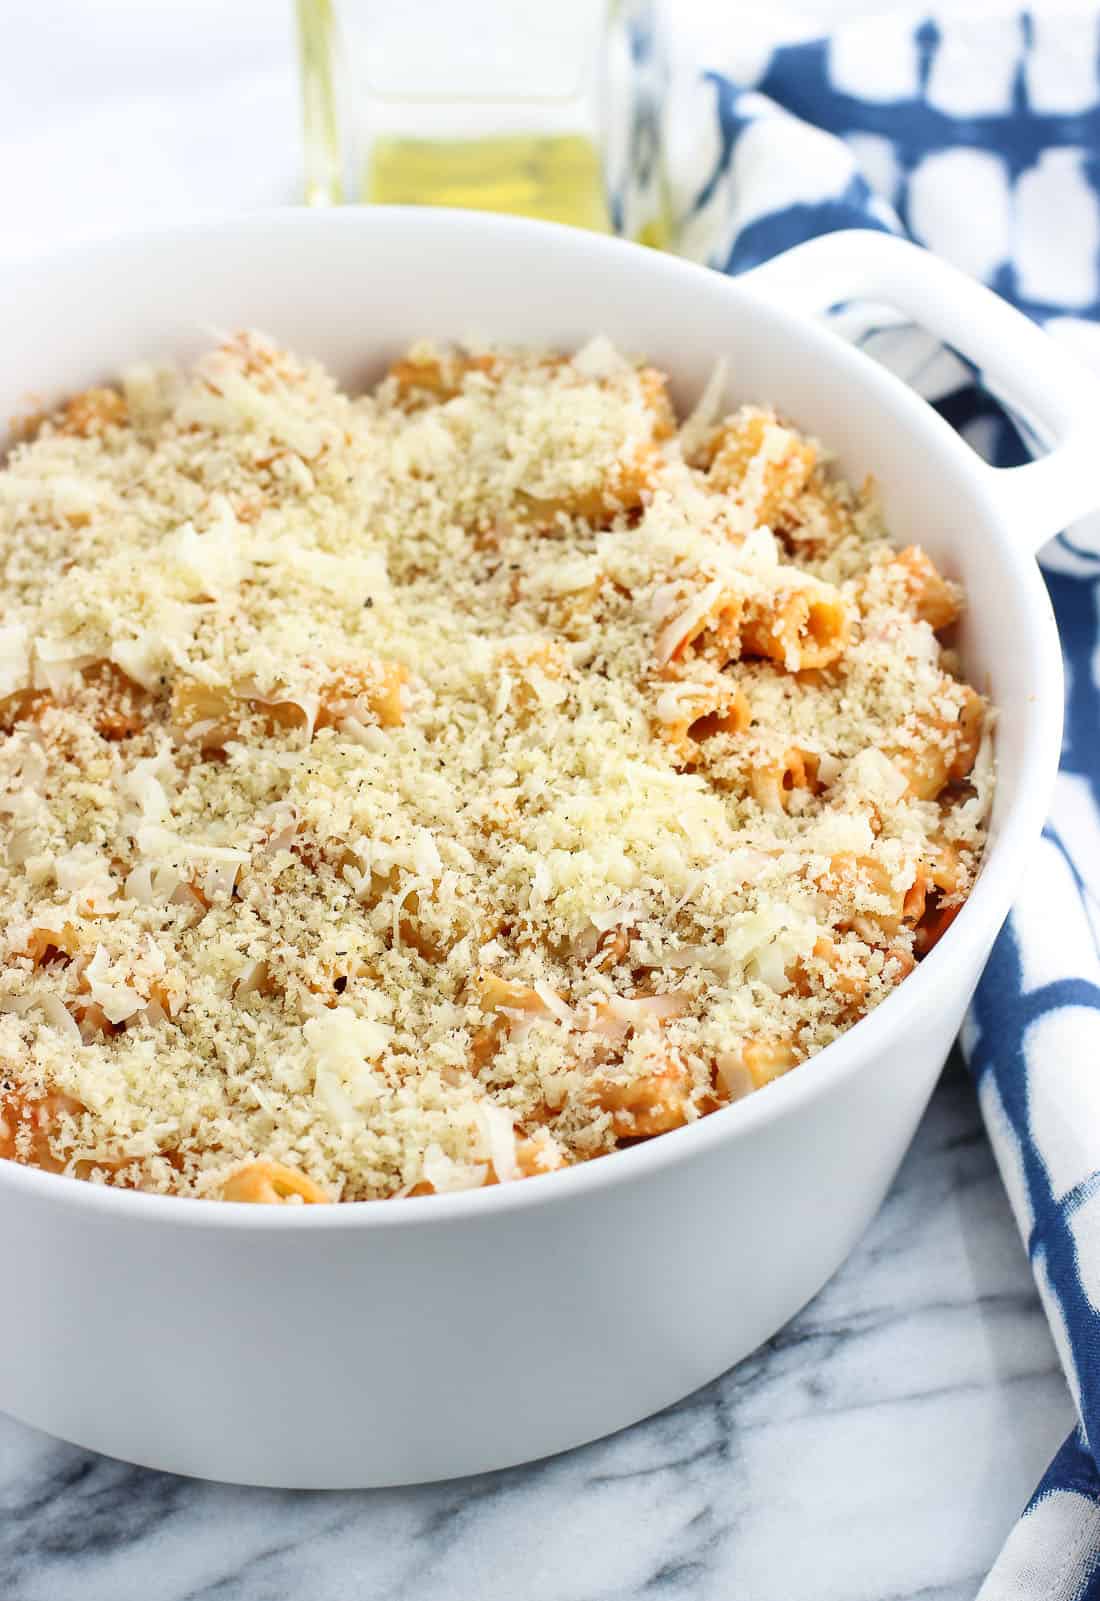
[6,0,1090,260]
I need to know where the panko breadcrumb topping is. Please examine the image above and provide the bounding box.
[0,332,991,1202]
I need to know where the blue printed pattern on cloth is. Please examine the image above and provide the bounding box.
[675,11,1100,1595]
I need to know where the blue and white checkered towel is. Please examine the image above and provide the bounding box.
[674,9,1100,1595]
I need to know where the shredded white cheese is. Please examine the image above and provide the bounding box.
[0,333,990,1201]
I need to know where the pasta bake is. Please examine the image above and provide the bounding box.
[0,335,992,1201]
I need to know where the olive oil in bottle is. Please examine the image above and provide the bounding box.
[364,133,611,231]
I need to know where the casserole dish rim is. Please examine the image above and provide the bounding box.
[0,206,1066,1231]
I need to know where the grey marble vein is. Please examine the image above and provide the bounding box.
[0,1058,1074,1601]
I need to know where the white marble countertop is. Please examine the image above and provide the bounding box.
[0,5,1076,1596]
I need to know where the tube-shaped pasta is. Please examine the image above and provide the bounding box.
[887,685,983,800]
[823,853,917,941]
[21,921,83,964]
[517,443,661,525]
[927,839,965,894]
[652,663,750,764]
[314,661,408,731]
[894,546,961,631]
[485,1136,569,1183]
[172,660,406,750]
[0,661,148,740]
[54,386,129,438]
[519,365,672,524]
[0,688,51,731]
[750,747,822,813]
[496,640,571,722]
[582,991,690,1042]
[741,584,849,673]
[915,900,963,956]
[738,1035,799,1089]
[388,348,500,407]
[655,581,744,667]
[800,937,868,1005]
[475,971,562,1019]
[82,662,150,740]
[171,680,289,749]
[219,1160,329,1204]
[638,367,677,441]
[911,838,970,956]
[0,1089,85,1172]
[590,1055,694,1136]
[514,1136,567,1176]
[392,348,673,523]
[699,408,818,531]
[471,971,572,1066]
[408,1134,568,1198]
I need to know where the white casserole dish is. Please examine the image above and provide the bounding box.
[0,210,1094,1488]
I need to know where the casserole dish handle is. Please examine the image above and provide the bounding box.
[741,229,1100,554]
